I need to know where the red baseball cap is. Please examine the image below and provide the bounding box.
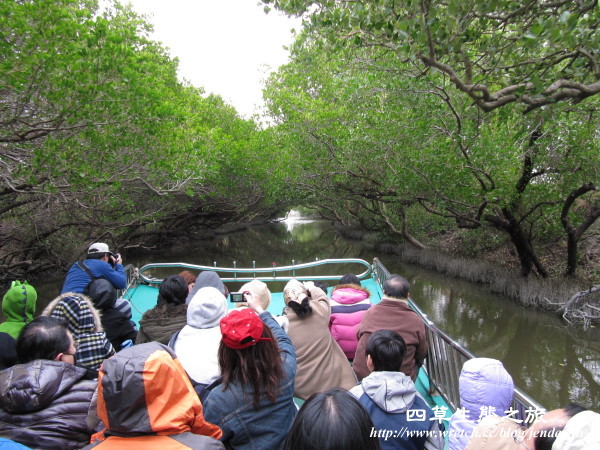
[220,308,271,349]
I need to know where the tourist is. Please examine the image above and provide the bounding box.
[284,388,380,450]
[136,274,188,344]
[282,279,356,399]
[61,242,126,294]
[171,286,228,398]
[329,272,372,359]
[85,342,223,449]
[0,317,99,449]
[354,274,428,381]
[43,293,114,371]
[448,358,515,450]
[83,278,137,350]
[350,330,443,449]
[203,293,296,449]
[0,280,37,339]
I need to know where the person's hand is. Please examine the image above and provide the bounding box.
[303,281,315,290]
[244,291,264,315]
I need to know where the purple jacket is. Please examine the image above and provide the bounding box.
[448,358,514,450]
[329,284,371,359]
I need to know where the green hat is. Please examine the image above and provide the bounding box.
[0,280,38,339]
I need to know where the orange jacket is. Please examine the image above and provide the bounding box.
[85,342,222,449]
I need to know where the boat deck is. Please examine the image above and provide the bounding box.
[124,275,453,423]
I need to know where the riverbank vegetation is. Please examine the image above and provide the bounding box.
[1,0,598,322]
[0,0,286,281]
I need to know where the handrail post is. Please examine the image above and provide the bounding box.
[292,259,295,277]
[253,261,256,279]
[233,261,237,280]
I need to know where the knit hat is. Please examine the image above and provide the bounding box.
[187,287,228,329]
[239,280,271,310]
[220,308,270,349]
[283,279,308,305]
[552,410,600,449]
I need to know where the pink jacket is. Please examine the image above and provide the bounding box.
[329,284,372,359]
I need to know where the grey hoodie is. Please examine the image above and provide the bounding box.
[350,371,444,450]
[350,371,418,413]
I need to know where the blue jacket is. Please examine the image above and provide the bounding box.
[203,312,297,450]
[61,259,126,294]
[350,371,443,450]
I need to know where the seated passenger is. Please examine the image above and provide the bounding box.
[186,271,228,304]
[238,279,271,310]
[136,274,188,345]
[179,270,197,293]
[551,408,600,449]
[85,342,223,449]
[61,242,126,294]
[329,273,372,359]
[354,275,428,382]
[203,294,297,449]
[350,330,443,449]
[43,293,114,371]
[171,286,228,397]
[284,388,380,450]
[448,358,514,450]
[283,279,356,400]
[0,317,100,449]
[0,280,37,339]
[83,279,137,350]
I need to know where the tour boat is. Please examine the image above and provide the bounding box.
[122,257,543,424]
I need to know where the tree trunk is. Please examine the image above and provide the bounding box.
[485,208,548,278]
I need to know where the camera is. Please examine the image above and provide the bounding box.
[230,291,250,303]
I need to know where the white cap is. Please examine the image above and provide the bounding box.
[88,242,111,254]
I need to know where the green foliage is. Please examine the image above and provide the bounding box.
[262,0,600,113]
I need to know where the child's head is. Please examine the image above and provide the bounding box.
[366,329,406,372]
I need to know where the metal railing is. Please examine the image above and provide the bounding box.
[372,257,545,421]
[135,258,373,285]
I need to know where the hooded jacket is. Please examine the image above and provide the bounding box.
[84,279,137,350]
[283,281,357,400]
[43,293,115,371]
[448,358,514,450]
[85,342,222,449]
[0,359,99,449]
[173,287,228,385]
[0,281,37,339]
[329,284,372,359]
[186,272,227,304]
[350,371,443,450]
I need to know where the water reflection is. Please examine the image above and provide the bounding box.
[17,219,600,410]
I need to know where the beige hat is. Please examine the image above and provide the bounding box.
[283,279,307,305]
[240,280,271,310]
